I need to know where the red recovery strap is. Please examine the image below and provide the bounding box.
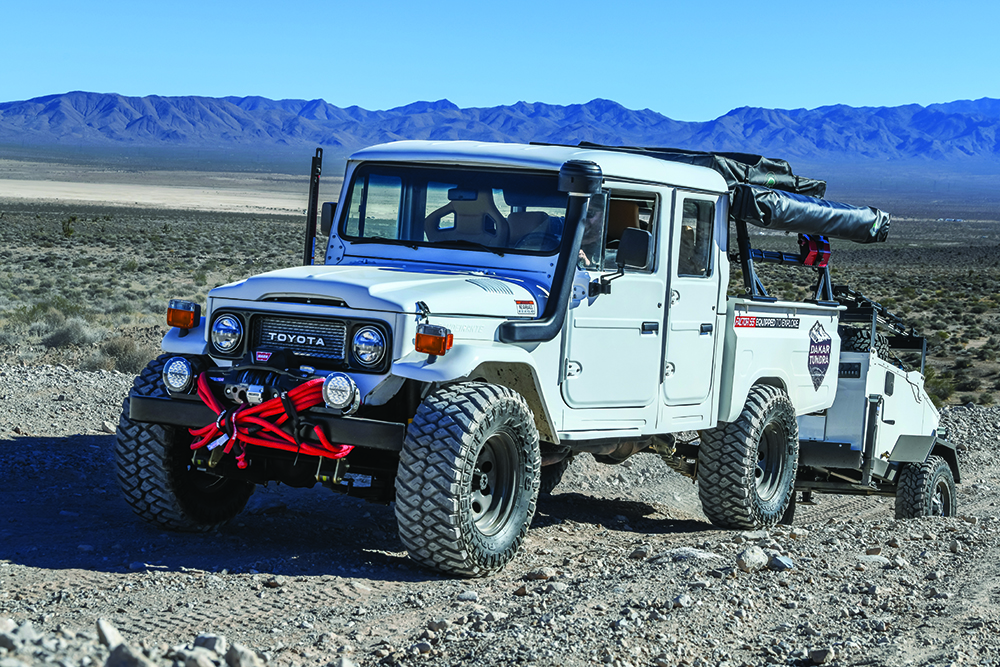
[189,374,353,468]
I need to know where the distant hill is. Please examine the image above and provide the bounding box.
[1,92,999,164]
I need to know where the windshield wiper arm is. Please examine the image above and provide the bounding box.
[350,236,419,250]
[435,240,505,256]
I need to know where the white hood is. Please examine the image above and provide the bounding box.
[209,264,544,318]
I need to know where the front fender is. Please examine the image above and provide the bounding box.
[392,341,539,383]
[162,318,208,355]
[393,341,559,443]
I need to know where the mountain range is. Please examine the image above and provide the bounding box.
[1,92,999,164]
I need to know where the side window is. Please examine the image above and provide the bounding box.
[602,195,655,271]
[345,174,402,238]
[678,199,714,277]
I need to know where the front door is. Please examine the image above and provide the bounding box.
[561,193,665,409]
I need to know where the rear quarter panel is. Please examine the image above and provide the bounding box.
[718,298,842,422]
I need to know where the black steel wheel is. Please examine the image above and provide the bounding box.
[698,384,799,529]
[116,355,254,531]
[895,455,957,519]
[395,382,540,577]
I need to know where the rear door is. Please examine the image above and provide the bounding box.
[662,192,726,405]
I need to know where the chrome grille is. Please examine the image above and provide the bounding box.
[253,317,347,360]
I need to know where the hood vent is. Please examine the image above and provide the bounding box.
[466,278,514,295]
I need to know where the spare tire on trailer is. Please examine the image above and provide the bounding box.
[116,355,254,531]
[697,384,799,529]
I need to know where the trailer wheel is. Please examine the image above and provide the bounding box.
[698,384,799,529]
[895,455,956,519]
[116,355,254,531]
[395,382,540,577]
[540,455,573,496]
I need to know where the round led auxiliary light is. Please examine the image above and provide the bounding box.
[211,314,243,353]
[322,372,360,414]
[162,356,194,393]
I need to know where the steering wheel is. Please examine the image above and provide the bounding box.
[514,232,560,252]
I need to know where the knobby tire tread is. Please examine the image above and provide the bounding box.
[698,384,798,530]
[394,382,540,577]
[116,355,253,532]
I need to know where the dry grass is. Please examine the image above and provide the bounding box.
[0,201,312,371]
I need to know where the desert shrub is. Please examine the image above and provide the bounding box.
[61,216,76,238]
[955,377,982,392]
[980,392,994,406]
[958,394,978,405]
[954,357,974,369]
[924,368,954,405]
[41,317,101,348]
[97,336,150,374]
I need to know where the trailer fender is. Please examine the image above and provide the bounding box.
[889,435,961,484]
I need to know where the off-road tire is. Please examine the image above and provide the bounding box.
[116,355,254,531]
[698,384,799,529]
[540,455,573,496]
[395,382,540,577]
[895,455,957,519]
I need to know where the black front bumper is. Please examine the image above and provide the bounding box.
[129,395,405,452]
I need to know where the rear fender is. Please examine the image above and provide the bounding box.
[392,342,558,443]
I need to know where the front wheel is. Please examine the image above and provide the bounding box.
[394,383,540,576]
[697,384,799,529]
[895,455,957,519]
[116,355,254,531]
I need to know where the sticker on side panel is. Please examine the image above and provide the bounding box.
[808,322,832,390]
[734,315,800,329]
[515,300,537,317]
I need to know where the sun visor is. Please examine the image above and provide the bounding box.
[732,184,890,244]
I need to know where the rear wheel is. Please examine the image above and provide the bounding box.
[116,355,253,531]
[895,455,956,519]
[395,382,540,576]
[698,385,799,529]
[540,455,573,496]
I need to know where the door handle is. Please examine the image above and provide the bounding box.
[642,322,659,334]
[700,323,713,334]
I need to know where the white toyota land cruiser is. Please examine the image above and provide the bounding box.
[117,140,959,576]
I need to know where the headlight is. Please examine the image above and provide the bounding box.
[352,326,385,367]
[322,372,360,414]
[211,314,243,353]
[162,356,194,393]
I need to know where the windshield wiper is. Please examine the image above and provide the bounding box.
[350,236,419,250]
[435,240,505,256]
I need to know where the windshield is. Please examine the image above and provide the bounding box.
[340,164,568,255]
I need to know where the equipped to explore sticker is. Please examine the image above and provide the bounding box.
[734,315,800,329]
[515,300,537,317]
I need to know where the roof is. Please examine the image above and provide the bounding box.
[348,140,730,194]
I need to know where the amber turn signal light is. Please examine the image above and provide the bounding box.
[415,324,453,356]
[167,299,202,330]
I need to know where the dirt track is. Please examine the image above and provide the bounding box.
[2,364,999,667]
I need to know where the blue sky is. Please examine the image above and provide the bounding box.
[4,0,998,121]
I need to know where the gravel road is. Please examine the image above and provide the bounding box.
[2,364,999,667]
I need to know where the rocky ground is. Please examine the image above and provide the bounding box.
[2,365,999,667]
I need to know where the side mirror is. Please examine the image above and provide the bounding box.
[320,202,337,236]
[616,227,651,269]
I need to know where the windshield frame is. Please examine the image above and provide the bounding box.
[337,162,570,258]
